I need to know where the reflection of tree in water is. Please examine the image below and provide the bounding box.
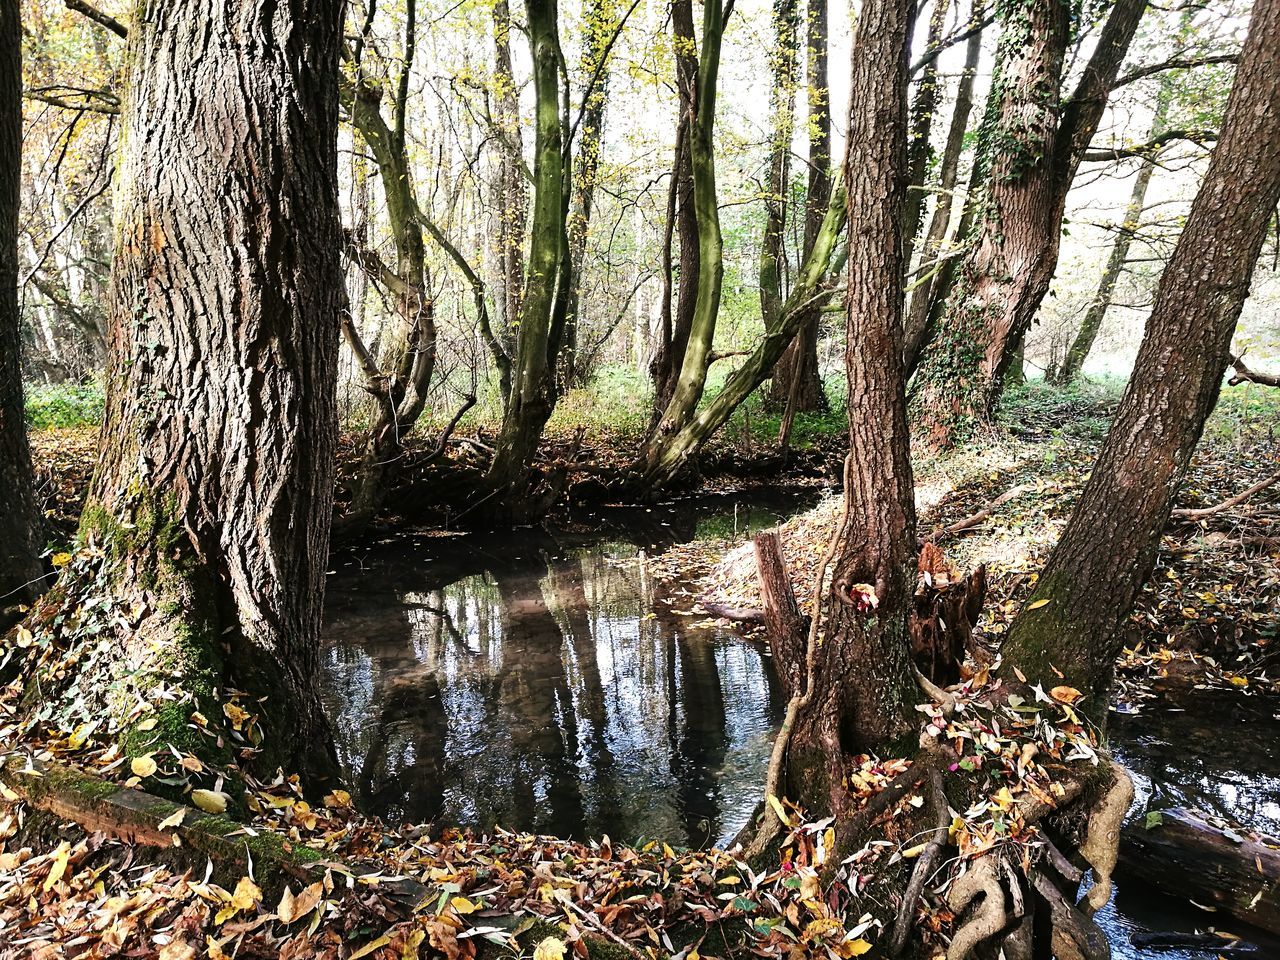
[322,526,779,843]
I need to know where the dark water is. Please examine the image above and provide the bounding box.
[319,491,1280,957]
[319,491,812,845]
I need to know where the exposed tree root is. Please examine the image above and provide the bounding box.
[946,858,1009,960]
[889,766,950,956]
[1078,761,1134,915]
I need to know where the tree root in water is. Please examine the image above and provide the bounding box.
[1079,760,1134,915]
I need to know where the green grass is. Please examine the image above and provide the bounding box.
[25,382,105,429]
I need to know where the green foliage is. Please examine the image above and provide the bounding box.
[25,382,105,429]
[998,375,1125,438]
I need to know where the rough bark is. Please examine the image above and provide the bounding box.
[0,0,44,626]
[768,0,830,414]
[650,0,700,416]
[1001,0,1280,708]
[784,0,919,818]
[61,0,344,785]
[902,0,984,372]
[911,0,1148,447]
[1055,81,1171,384]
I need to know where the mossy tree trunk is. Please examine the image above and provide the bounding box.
[650,0,701,418]
[1001,0,1280,709]
[902,0,984,372]
[0,0,44,628]
[901,0,950,263]
[910,0,1147,448]
[638,0,726,467]
[767,0,830,415]
[778,0,919,819]
[58,0,344,786]
[490,0,528,345]
[483,0,572,515]
[757,0,800,333]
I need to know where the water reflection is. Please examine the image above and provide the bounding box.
[320,496,802,845]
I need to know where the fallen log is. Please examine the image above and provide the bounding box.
[0,753,428,908]
[1118,807,1280,935]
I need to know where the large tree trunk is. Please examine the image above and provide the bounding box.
[767,0,918,826]
[650,0,701,419]
[1054,81,1172,384]
[0,0,44,628]
[910,0,1147,448]
[1001,0,1280,708]
[902,0,984,372]
[37,0,344,786]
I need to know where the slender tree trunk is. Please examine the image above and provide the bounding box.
[339,7,437,532]
[561,0,618,388]
[650,0,702,418]
[483,0,571,512]
[902,0,984,371]
[38,0,344,785]
[0,0,43,627]
[758,0,801,330]
[491,0,527,345]
[768,0,830,413]
[1055,83,1171,384]
[901,0,950,262]
[1001,0,1280,708]
[911,0,1147,448]
[781,0,919,821]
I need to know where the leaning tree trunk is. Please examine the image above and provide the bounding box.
[902,0,984,372]
[490,0,527,345]
[650,0,701,418]
[29,0,344,786]
[768,0,830,414]
[1001,0,1280,709]
[1055,81,1171,384]
[901,0,950,263]
[753,0,919,835]
[910,0,1147,448]
[0,0,44,628]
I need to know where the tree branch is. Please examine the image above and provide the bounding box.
[1227,352,1280,387]
[1082,128,1218,162]
[1111,53,1238,90]
[1171,468,1280,520]
[65,0,127,38]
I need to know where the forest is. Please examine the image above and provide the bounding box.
[0,0,1278,956]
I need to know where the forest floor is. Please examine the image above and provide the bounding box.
[3,378,1277,960]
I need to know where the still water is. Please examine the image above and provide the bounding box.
[319,491,1280,957]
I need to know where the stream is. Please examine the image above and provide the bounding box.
[319,490,1280,958]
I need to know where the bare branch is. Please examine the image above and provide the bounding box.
[65,0,127,38]
[1082,128,1218,162]
[1112,53,1238,90]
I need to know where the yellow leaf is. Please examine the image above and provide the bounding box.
[450,895,480,914]
[42,842,70,892]
[718,875,741,885]
[845,938,873,957]
[1228,675,1249,687]
[767,793,793,827]
[51,552,72,568]
[348,934,392,960]
[130,755,158,778]
[158,807,186,831]
[1050,686,1083,705]
[223,702,250,730]
[192,789,229,814]
[136,717,158,732]
[901,843,927,859]
[323,789,351,808]
[533,936,567,960]
[1026,598,1051,611]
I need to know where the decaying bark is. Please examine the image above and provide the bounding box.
[1001,0,1280,705]
[36,0,345,785]
[0,0,44,626]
